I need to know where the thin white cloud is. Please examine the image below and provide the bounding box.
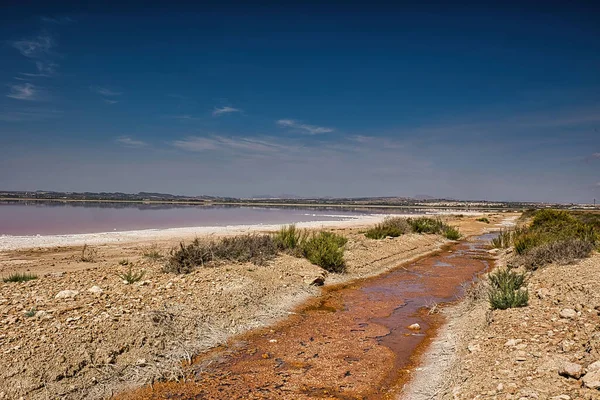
[172,135,295,153]
[115,136,147,148]
[212,106,241,116]
[276,119,334,135]
[6,83,40,101]
[592,153,600,159]
[170,114,200,120]
[91,86,122,96]
[0,108,62,122]
[104,99,119,105]
[12,33,54,58]
[41,16,74,24]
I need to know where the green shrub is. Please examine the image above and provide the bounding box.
[143,246,163,261]
[274,224,306,251]
[491,229,512,248]
[365,217,410,239]
[164,240,211,274]
[443,226,461,240]
[476,217,490,224]
[117,266,145,284]
[488,269,529,310]
[301,231,347,273]
[3,273,38,283]
[118,259,129,266]
[408,217,447,234]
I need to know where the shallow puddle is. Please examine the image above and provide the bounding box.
[117,233,496,400]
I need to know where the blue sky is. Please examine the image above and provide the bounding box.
[1,2,599,202]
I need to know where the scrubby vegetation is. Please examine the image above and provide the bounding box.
[3,272,38,283]
[364,217,410,239]
[79,244,98,262]
[164,227,349,274]
[143,246,163,261]
[301,231,348,273]
[488,269,529,310]
[491,209,598,269]
[117,266,146,284]
[274,224,307,254]
[476,217,490,223]
[365,216,460,240]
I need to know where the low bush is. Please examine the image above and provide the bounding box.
[491,229,514,249]
[476,217,490,224]
[518,239,595,270]
[117,266,146,284]
[143,246,163,261]
[164,234,280,273]
[365,217,410,239]
[274,224,307,253]
[488,269,529,310]
[3,272,38,283]
[443,226,461,240]
[407,217,447,234]
[301,231,347,273]
[80,244,98,262]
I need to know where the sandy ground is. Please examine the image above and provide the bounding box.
[402,230,600,399]
[0,212,511,400]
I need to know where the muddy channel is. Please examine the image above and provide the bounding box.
[117,233,497,400]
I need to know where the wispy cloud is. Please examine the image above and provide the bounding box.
[91,86,122,97]
[0,108,62,122]
[169,114,200,120]
[172,135,294,153]
[276,119,334,135]
[11,33,54,58]
[212,106,242,116]
[115,136,147,148]
[6,83,41,101]
[104,99,119,105]
[41,16,74,24]
[592,153,600,159]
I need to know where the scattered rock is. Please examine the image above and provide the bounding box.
[304,272,327,286]
[88,286,103,294]
[504,338,523,347]
[582,369,600,389]
[559,308,577,319]
[55,290,79,299]
[408,323,421,331]
[467,343,481,353]
[515,351,527,361]
[549,396,570,400]
[135,359,147,366]
[587,360,600,373]
[558,361,583,379]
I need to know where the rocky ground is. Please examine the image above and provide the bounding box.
[0,214,505,400]
[403,242,600,399]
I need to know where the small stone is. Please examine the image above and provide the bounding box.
[55,290,79,299]
[408,323,421,331]
[135,358,147,366]
[515,351,527,361]
[559,308,577,319]
[587,360,600,373]
[34,310,48,319]
[504,339,523,347]
[468,343,481,353]
[497,383,504,392]
[66,316,81,323]
[88,286,103,294]
[558,361,583,379]
[583,369,600,389]
[269,339,277,343]
[549,396,570,400]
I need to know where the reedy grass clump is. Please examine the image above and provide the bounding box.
[443,226,461,240]
[488,269,529,310]
[143,246,163,261]
[364,217,411,239]
[3,272,38,283]
[117,265,146,284]
[274,224,307,253]
[476,217,490,223]
[301,231,348,273]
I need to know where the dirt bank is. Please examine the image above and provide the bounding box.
[402,241,600,399]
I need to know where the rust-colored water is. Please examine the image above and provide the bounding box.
[116,233,496,400]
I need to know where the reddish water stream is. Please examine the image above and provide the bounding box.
[118,233,496,400]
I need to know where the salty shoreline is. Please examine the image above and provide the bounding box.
[0,211,484,251]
